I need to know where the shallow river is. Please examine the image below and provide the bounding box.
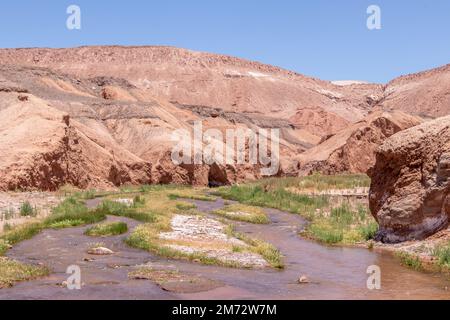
[0,197,449,300]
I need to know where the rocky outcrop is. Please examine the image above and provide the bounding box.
[369,116,450,243]
[289,106,350,138]
[295,111,422,175]
[0,93,152,191]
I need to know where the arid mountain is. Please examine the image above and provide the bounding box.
[0,46,448,191]
[382,64,450,118]
[0,46,384,139]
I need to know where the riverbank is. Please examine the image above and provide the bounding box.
[212,175,450,275]
[0,177,449,299]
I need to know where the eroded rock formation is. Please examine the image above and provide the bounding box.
[0,46,449,191]
[369,116,450,243]
[293,111,422,175]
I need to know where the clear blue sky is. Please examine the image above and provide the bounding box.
[1,0,449,83]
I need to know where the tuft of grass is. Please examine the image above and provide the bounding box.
[20,202,37,217]
[85,222,128,237]
[47,219,85,229]
[303,204,378,244]
[212,204,270,224]
[433,242,450,270]
[0,223,43,255]
[78,189,97,200]
[0,257,49,288]
[257,174,370,192]
[307,223,344,244]
[96,200,156,223]
[0,240,11,256]
[2,223,13,233]
[396,252,423,271]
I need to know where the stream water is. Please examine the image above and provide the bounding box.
[0,197,449,300]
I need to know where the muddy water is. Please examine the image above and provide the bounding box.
[0,198,449,300]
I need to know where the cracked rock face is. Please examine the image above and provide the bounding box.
[369,116,450,243]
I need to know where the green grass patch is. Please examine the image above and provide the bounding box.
[0,240,10,255]
[20,202,37,217]
[78,189,97,200]
[0,257,49,288]
[214,184,329,218]
[433,242,450,270]
[95,200,156,223]
[214,176,377,245]
[47,219,85,229]
[249,174,370,193]
[1,208,16,221]
[396,252,423,271]
[212,204,270,224]
[85,222,128,237]
[303,205,378,244]
[0,197,106,255]
[225,225,284,269]
[0,223,43,255]
[44,197,106,228]
[175,203,197,211]
[168,188,216,202]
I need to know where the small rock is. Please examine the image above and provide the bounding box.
[298,275,310,284]
[87,247,114,255]
[83,257,94,262]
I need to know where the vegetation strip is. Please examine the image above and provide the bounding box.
[214,174,378,245]
[85,222,128,237]
[212,204,270,224]
[0,257,49,289]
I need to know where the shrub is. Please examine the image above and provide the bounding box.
[20,202,36,217]
[396,252,423,271]
[44,197,105,228]
[433,242,450,269]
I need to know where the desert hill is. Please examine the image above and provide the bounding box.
[0,46,448,190]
